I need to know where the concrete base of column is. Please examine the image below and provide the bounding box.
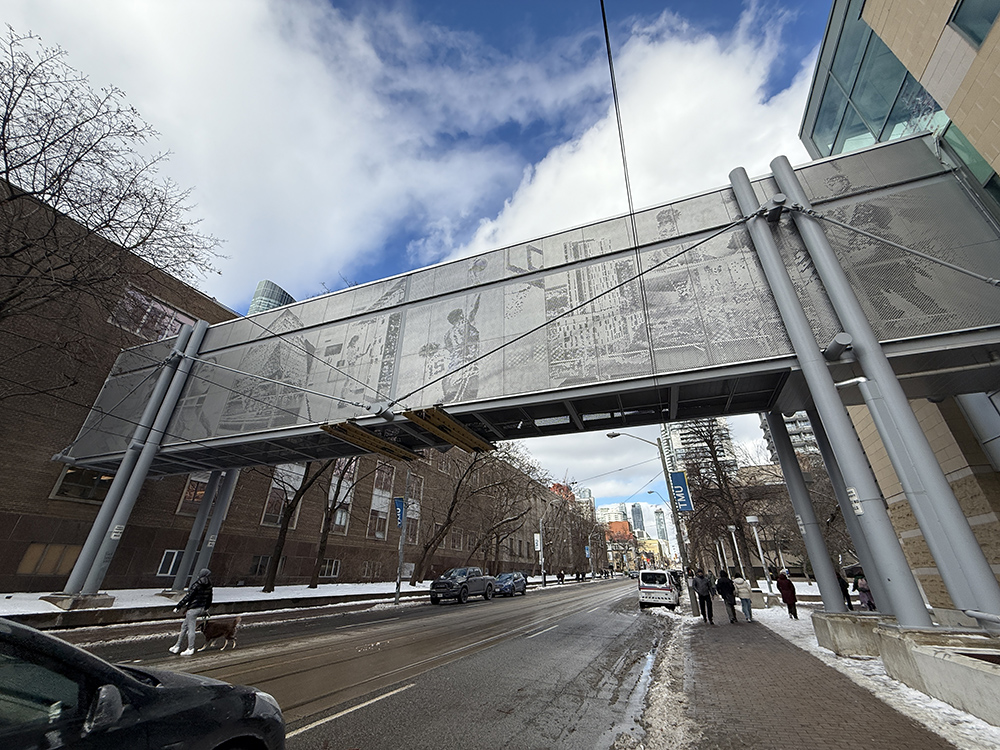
[812,610,895,656]
[39,593,115,611]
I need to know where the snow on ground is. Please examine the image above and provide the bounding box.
[756,604,1000,750]
[0,580,432,617]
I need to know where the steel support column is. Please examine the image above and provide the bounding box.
[62,325,194,595]
[771,155,1000,632]
[766,411,845,613]
[730,167,931,627]
[169,471,222,592]
[808,409,891,613]
[192,469,241,576]
[81,321,209,595]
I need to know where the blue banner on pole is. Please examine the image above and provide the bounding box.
[670,471,694,512]
[394,497,405,527]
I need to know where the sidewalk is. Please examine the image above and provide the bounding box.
[641,604,1000,750]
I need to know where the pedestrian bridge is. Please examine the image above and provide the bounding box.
[65,136,1000,475]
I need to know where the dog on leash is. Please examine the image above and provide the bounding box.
[198,615,242,651]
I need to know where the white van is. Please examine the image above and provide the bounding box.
[638,569,681,610]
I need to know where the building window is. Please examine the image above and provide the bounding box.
[16,543,81,576]
[328,458,356,535]
[49,466,114,504]
[367,460,394,540]
[404,474,422,545]
[249,555,284,576]
[518,539,524,557]
[319,558,341,578]
[261,463,305,528]
[451,527,463,550]
[109,287,196,342]
[362,560,382,579]
[951,0,1000,47]
[156,550,184,577]
[176,472,211,516]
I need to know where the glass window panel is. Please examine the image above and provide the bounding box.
[812,76,848,157]
[880,74,945,141]
[851,35,906,134]
[943,123,996,184]
[833,104,877,154]
[831,0,871,90]
[951,0,1000,47]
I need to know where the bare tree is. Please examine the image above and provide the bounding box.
[409,443,546,584]
[0,28,219,327]
[308,457,360,588]
[262,459,335,593]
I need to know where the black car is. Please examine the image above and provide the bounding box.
[0,617,284,750]
[495,572,527,597]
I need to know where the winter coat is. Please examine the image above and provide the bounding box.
[691,574,715,598]
[776,574,796,604]
[733,577,753,600]
[716,576,736,605]
[178,573,213,611]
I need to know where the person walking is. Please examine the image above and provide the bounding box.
[733,574,753,622]
[170,568,213,656]
[716,571,738,624]
[836,572,855,611]
[854,574,876,611]
[776,572,798,620]
[691,569,715,625]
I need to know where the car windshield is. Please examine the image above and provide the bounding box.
[641,573,668,586]
[497,573,513,582]
[442,568,467,579]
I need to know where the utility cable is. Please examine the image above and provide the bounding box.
[788,204,1000,288]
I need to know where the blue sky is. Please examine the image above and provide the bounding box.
[4,1,831,527]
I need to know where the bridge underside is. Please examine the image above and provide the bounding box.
[72,327,999,476]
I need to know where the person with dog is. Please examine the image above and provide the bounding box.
[170,568,213,656]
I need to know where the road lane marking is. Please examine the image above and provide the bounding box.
[286,683,416,737]
[527,625,559,639]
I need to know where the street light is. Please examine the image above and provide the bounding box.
[746,515,774,593]
[608,431,698,616]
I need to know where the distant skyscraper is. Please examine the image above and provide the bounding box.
[759,411,819,462]
[631,503,645,534]
[596,505,627,525]
[248,279,295,314]
[654,507,668,540]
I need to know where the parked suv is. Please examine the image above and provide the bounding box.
[429,567,496,604]
[0,617,285,750]
[638,569,681,610]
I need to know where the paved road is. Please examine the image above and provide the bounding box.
[53,577,664,747]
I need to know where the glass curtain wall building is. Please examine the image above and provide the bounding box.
[800,0,1000,206]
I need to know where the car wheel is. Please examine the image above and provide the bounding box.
[459,587,469,604]
[483,585,494,601]
[430,594,440,605]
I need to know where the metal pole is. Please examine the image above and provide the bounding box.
[729,526,747,580]
[730,167,931,628]
[62,325,193,594]
[539,516,546,586]
[192,469,240,577]
[650,439,698,615]
[718,539,730,576]
[766,411,846,612]
[808,409,891,614]
[170,471,222,591]
[749,522,774,593]
[771,155,1000,631]
[81,321,209,595]
[853,377,976,611]
[395,469,411,606]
